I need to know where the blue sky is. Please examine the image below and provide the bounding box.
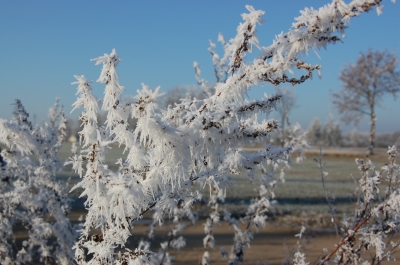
[1,0,399,132]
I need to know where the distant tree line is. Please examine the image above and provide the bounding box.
[341,130,400,148]
[306,117,343,147]
[306,116,400,148]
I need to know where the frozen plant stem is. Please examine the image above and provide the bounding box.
[314,145,339,237]
[320,146,400,264]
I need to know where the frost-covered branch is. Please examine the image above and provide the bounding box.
[67,1,395,263]
[0,99,76,265]
[319,146,400,264]
[314,146,339,236]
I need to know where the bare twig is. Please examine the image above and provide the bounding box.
[314,144,339,237]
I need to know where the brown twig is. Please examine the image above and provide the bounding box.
[319,216,370,264]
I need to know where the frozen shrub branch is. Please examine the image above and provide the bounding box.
[0,99,76,265]
[319,146,400,264]
[63,0,396,264]
[314,146,339,236]
[0,0,396,264]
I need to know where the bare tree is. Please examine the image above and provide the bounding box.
[307,118,323,146]
[322,115,342,147]
[307,116,343,147]
[332,49,400,153]
[162,85,204,108]
[275,87,297,147]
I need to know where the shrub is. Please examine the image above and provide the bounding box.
[1,1,398,264]
[0,99,77,264]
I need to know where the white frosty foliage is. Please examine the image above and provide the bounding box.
[92,49,124,112]
[0,99,76,264]
[225,5,264,73]
[293,251,309,265]
[65,1,396,264]
[0,3,396,265]
[315,145,400,264]
[70,45,291,263]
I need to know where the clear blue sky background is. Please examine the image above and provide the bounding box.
[1,0,399,132]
